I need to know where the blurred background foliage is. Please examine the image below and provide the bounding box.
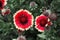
[0,0,60,40]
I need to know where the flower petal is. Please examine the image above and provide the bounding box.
[35,25,45,32]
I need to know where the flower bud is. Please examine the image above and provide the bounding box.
[49,13,57,20]
[30,1,37,7]
[1,8,11,16]
[17,35,26,40]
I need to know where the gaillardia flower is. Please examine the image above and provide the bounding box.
[35,15,52,32]
[0,0,7,10]
[1,8,11,16]
[13,9,34,31]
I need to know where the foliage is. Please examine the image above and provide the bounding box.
[0,0,60,40]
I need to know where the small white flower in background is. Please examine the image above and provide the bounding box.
[17,35,26,40]
[30,1,37,8]
[45,9,51,16]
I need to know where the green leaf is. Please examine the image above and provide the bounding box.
[37,33,46,39]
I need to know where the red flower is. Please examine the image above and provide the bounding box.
[0,0,7,10]
[35,15,51,32]
[1,8,11,16]
[13,9,34,31]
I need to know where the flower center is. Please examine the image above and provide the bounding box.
[40,20,47,27]
[0,1,2,8]
[20,15,28,25]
